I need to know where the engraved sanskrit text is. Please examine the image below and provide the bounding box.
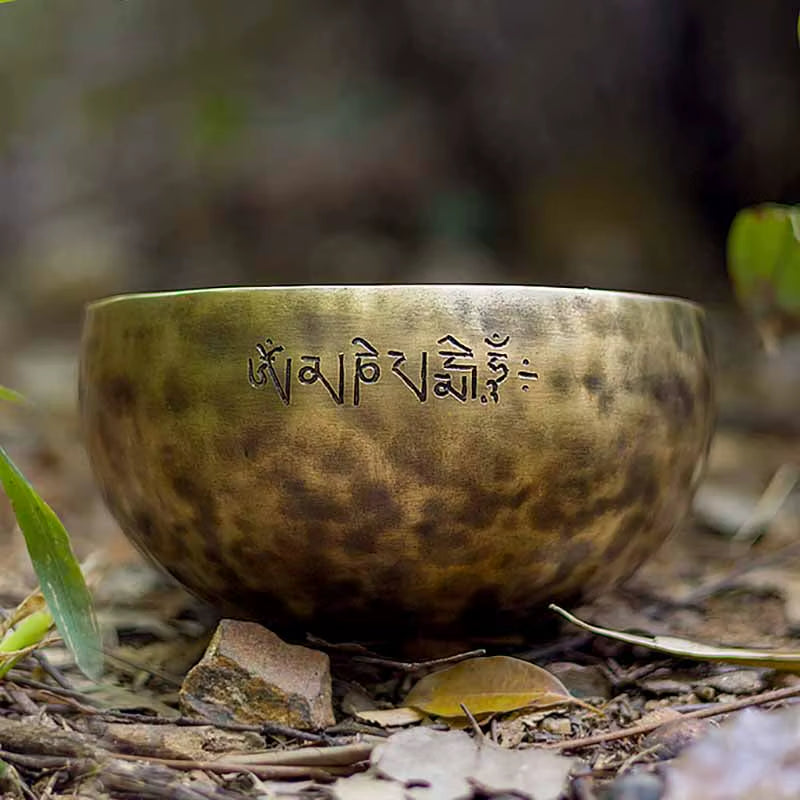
[247,334,538,407]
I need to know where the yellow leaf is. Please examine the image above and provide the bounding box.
[550,604,800,671]
[404,655,574,718]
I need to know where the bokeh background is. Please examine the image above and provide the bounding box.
[0,1,798,574]
[1,1,798,347]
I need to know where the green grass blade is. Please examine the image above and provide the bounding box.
[0,445,103,679]
[0,608,53,678]
[0,386,25,405]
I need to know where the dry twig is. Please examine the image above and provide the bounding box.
[545,683,800,752]
[112,752,356,781]
[352,648,487,672]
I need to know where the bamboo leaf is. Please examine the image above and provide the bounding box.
[0,610,55,678]
[551,604,800,671]
[0,445,103,679]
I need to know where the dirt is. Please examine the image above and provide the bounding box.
[0,321,799,799]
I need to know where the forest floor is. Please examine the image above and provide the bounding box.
[1,318,799,800]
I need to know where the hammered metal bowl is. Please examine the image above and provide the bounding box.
[79,286,714,638]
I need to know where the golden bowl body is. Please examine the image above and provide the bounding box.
[79,286,714,638]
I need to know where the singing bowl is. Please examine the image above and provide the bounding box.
[79,286,714,639]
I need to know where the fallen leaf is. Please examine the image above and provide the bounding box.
[663,707,800,800]
[355,707,426,727]
[551,604,800,671]
[469,742,576,800]
[375,727,474,799]
[404,656,575,718]
[331,773,409,800]
[372,727,577,800]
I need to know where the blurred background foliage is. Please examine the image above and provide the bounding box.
[0,0,798,409]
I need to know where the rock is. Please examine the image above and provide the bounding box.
[541,716,572,736]
[643,717,713,759]
[547,662,613,699]
[340,684,378,716]
[640,678,694,697]
[180,620,335,731]
[701,670,769,696]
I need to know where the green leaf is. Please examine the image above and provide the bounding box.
[0,446,103,679]
[727,204,800,345]
[0,386,25,405]
[0,609,53,678]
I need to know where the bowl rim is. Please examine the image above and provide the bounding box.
[86,284,705,313]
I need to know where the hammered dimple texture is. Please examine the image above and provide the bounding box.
[79,286,714,637]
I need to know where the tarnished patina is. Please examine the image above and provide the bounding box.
[79,286,714,638]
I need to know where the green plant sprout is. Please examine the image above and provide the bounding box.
[725,15,800,350]
[0,386,24,404]
[727,204,800,350]
[0,387,103,679]
[0,609,55,679]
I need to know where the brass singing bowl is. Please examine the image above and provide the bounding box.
[79,286,714,639]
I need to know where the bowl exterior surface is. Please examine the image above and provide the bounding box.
[79,286,714,636]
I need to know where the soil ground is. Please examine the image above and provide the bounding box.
[1,316,799,799]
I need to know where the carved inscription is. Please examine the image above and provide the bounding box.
[247,334,538,406]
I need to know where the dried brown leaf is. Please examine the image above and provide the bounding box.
[404,655,574,718]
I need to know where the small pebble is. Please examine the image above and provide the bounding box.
[640,678,693,697]
[340,685,377,716]
[703,669,768,695]
[644,699,677,713]
[547,662,613,699]
[643,718,713,758]
[694,685,716,702]
[541,716,572,736]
